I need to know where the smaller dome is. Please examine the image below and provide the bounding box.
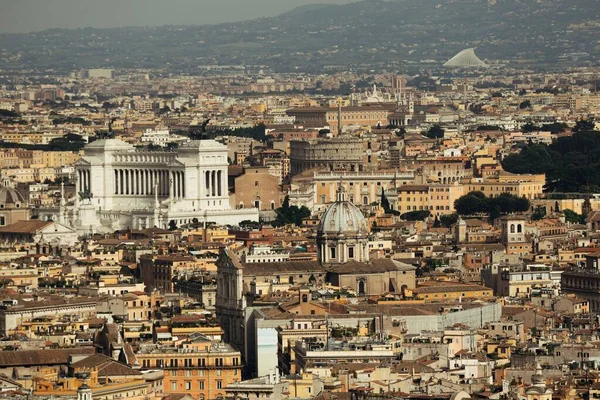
[0,187,26,206]
[317,186,367,235]
[0,177,26,206]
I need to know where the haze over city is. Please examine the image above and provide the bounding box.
[1,1,600,400]
[0,0,352,33]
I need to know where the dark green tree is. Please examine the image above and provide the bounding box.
[168,220,178,231]
[454,191,486,215]
[502,131,600,192]
[274,195,311,226]
[540,122,568,134]
[432,215,441,228]
[563,209,585,224]
[521,122,538,133]
[573,118,595,133]
[440,213,459,228]
[400,210,431,221]
[425,125,444,139]
[454,192,529,219]
[519,100,532,109]
[532,206,546,221]
[239,220,261,230]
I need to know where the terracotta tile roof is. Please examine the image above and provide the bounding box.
[0,220,53,234]
[71,353,141,376]
[0,347,95,367]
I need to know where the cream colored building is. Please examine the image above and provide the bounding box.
[286,106,389,130]
[465,173,545,200]
[313,170,414,209]
[396,183,465,216]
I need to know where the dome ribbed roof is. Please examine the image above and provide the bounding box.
[0,185,26,205]
[317,187,367,234]
[443,48,488,68]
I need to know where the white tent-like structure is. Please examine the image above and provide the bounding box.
[443,48,488,68]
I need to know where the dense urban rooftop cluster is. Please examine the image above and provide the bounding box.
[0,37,599,400]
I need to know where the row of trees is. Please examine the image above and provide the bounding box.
[454,191,530,220]
[521,121,568,134]
[0,134,86,152]
[189,123,267,142]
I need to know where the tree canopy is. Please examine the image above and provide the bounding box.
[401,210,431,221]
[454,191,530,219]
[425,125,444,139]
[440,213,459,228]
[0,135,86,152]
[520,121,568,134]
[190,123,267,142]
[519,100,532,109]
[563,209,586,224]
[274,196,311,227]
[501,129,600,192]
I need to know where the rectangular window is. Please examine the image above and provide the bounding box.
[348,247,354,258]
[171,382,177,391]
[185,381,191,390]
[199,381,205,390]
[330,247,336,259]
[217,381,223,389]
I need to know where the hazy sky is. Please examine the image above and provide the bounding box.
[0,0,353,33]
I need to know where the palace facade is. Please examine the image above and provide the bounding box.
[69,139,257,233]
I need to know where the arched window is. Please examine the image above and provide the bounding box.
[510,224,515,234]
[358,280,366,295]
[363,196,369,205]
[517,224,522,233]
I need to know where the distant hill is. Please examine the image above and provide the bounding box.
[278,3,337,17]
[0,0,598,73]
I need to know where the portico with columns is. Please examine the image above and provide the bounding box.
[73,139,257,232]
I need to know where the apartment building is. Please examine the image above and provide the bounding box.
[396,183,464,216]
[313,170,414,209]
[136,336,242,400]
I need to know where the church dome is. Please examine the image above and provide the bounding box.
[317,187,367,235]
[0,186,26,206]
[0,176,26,207]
